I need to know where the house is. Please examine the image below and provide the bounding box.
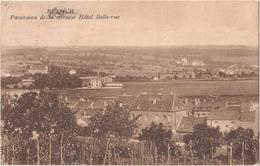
[80,77,93,87]
[80,76,102,88]
[62,96,82,109]
[249,101,258,112]
[28,64,48,74]
[237,111,258,135]
[18,78,35,88]
[69,69,76,75]
[73,99,95,127]
[90,77,102,88]
[102,76,113,83]
[115,94,137,110]
[2,89,40,99]
[72,97,116,126]
[176,116,207,134]
[207,110,240,132]
[104,82,123,88]
[191,59,206,66]
[193,109,211,118]
[173,68,195,79]
[180,57,188,66]
[192,100,225,117]
[199,72,212,79]
[129,93,186,132]
[226,101,241,109]
[8,69,27,77]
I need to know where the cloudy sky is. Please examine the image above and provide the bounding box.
[1,1,258,46]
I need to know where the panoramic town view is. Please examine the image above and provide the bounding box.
[1,1,259,165]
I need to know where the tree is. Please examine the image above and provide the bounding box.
[82,104,139,164]
[32,65,82,89]
[87,104,139,139]
[138,123,175,158]
[224,127,258,164]
[1,91,78,164]
[183,124,222,163]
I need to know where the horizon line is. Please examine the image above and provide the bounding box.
[2,44,258,48]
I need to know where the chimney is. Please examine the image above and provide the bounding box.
[185,98,188,105]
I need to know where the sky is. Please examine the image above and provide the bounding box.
[1,1,258,47]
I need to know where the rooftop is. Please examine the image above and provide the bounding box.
[239,111,256,122]
[207,110,240,120]
[130,94,174,112]
[176,116,206,133]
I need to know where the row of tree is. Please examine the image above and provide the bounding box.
[32,65,82,89]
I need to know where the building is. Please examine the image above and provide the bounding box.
[102,76,113,83]
[73,98,94,127]
[130,94,175,130]
[207,110,240,132]
[176,116,207,134]
[116,94,137,110]
[69,69,76,75]
[181,57,188,66]
[207,108,258,135]
[129,93,186,132]
[80,76,115,88]
[104,82,123,88]
[72,97,115,127]
[191,59,206,66]
[236,111,258,134]
[80,77,93,87]
[80,76,102,88]
[18,78,35,88]
[90,78,102,88]
[193,109,211,118]
[2,89,40,99]
[28,64,48,74]
[249,101,258,112]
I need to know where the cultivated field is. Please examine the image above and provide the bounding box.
[60,80,258,98]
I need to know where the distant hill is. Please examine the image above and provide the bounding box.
[1,45,258,75]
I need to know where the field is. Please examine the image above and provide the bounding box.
[60,80,259,98]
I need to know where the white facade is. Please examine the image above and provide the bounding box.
[207,119,237,132]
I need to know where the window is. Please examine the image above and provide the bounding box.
[130,114,134,120]
[202,113,206,116]
[167,115,172,122]
[144,115,148,121]
[163,115,167,121]
[155,115,159,122]
[226,125,229,128]
[214,121,218,123]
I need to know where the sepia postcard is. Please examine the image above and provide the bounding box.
[1,1,259,165]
